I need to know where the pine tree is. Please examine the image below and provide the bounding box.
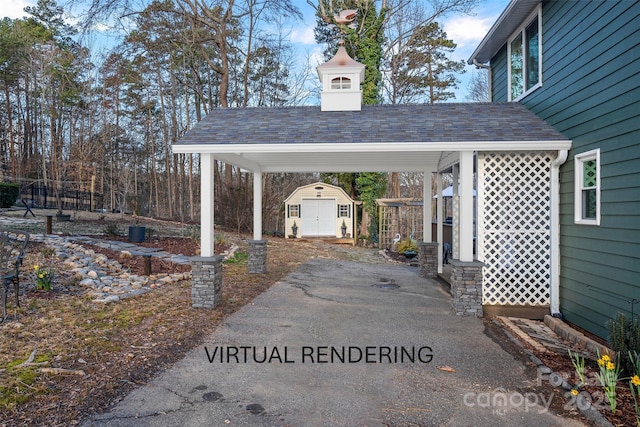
[389,22,465,104]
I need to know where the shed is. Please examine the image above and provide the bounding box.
[284,182,355,240]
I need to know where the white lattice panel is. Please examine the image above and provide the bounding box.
[478,152,553,306]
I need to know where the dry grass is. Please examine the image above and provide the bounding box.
[0,230,376,426]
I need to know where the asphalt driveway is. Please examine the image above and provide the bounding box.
[82,258,585,427]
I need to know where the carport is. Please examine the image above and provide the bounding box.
[172,46,571,317]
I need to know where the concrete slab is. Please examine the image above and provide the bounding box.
[81,259,586,427]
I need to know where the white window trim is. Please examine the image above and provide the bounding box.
[338,204,350,218]
[331,76,351,90]
[574,148,600,226]
[507,6,543,101]
[288,204,300,218]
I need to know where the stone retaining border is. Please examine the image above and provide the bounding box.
[544,315,613,357]
[28,233,238,304]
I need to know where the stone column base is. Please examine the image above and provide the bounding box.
[191,256,223,308]
[248,239,267,274]
[418,242,438,278]
[449,259,484,317]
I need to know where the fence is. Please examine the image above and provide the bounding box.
[18,183,103,212]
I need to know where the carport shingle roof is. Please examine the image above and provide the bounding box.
[175,102,568,145]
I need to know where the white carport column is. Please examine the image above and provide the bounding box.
[423,171,433,242]
[418,170,438,278]
[436,172,444,274]
[452,164,459,260]
[253,172,263,240]
[200,153,215,257]
[458,151,474,262]
[449,151,484,317]
[191,153,223,309]
[248,172,267,274]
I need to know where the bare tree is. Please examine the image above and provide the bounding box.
[467,68,490,102]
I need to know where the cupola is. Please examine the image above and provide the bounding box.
[316,42,365,111]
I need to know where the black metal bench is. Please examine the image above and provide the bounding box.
[0,229,30,322]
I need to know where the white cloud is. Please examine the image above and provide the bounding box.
[290,25,316,45]
[443,15,496,49]
[91,22,112,32]
[3,0,36,19]
[309,46,324,67]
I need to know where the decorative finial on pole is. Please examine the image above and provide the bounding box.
[333,9,357,44]
[333,9,357,26]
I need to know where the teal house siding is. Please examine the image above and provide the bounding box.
[490,46,508,103]
[484,1,640,339]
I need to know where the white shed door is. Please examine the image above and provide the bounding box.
[301,199,335,236]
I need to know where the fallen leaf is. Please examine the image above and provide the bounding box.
[437,365,456,373]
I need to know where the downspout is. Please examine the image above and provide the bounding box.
[472,59,492,102]
[550,149,568,317]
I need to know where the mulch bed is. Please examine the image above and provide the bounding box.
[503,323,637,426]
[95,235,201,257]
[82,236,229,276]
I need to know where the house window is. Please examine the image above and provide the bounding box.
[574,149,600,225]
[331,77,351,90]
[508,7,542,100]
[288,204,300,218]
[338,204,350,217]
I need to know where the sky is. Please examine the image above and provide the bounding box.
[3,0,511,101]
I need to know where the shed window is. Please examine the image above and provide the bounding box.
[331,77,351,90]
[508,7,542,100]
[288,204,300,218]
[574,149,600,225]
[338,204,350,217]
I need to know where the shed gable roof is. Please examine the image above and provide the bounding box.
[284,182,354,204]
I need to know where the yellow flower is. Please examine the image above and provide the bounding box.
[38,273,44,279]
[631,375,640,386]
[34,265,39,270]
[571,389,579,396]
[598,358,605,367]
[601,354,611,363]
[606,361,615,371]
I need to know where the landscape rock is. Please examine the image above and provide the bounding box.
[28,234,196,303]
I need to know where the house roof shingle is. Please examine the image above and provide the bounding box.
[174,102,568,146]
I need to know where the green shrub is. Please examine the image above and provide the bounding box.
[397,238,418,254]
[102,223,123,237]
[224,251,247,265]
[145,227,156,239]
[0,183,19,208]
[184,225,200,243]
[215,233,228,246]
[607,312,640,375]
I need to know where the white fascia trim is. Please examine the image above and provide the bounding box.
[214,153,261,172]
[468,0,523,64]
[172,140,572,154]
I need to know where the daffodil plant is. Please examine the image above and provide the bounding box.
[595,351,620,413]
[33,264,53,291]
[629,351,640,426]
[568,349,586,385]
